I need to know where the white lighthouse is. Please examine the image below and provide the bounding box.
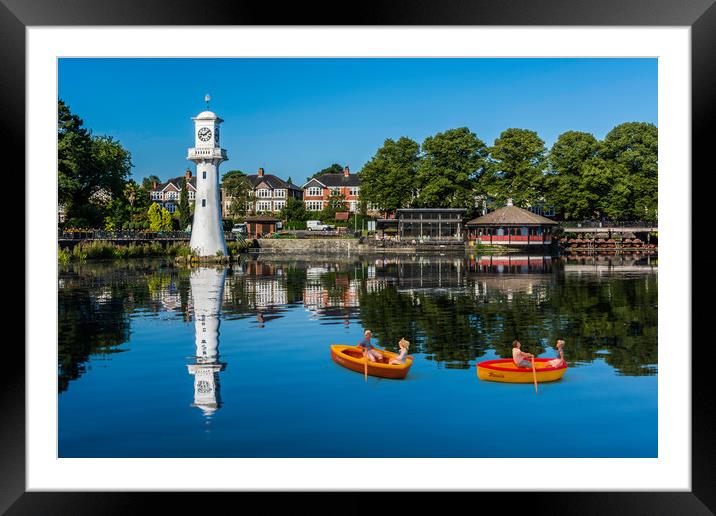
[187,266,227,417]
[188,101,228,257]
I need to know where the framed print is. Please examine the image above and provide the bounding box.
[6,0,714,513]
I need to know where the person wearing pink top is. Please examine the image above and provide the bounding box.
[512,340,534,368]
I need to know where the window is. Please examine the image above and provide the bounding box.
[307,187,323,197]
[151,192,161,200]
[349,187,359,196]
[256,201,272,212]
[350,201,357,212]
[329,187,341,196]
[202,199,206,207]
[275,189,286,198]
[273,201,286,211]
[166,203,177,213]
[257,188,272,198]
[202,171,206,179]
[305,200,323,211]
[189,191,195,200]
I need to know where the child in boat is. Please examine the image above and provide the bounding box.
[357,330,383,362]
[547,340,565,367]
[389,338,410,365]
[512,340,534,368]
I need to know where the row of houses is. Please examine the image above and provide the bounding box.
[148,166,557,228]
[149,165,361,217]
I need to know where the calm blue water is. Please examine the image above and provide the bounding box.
[58,253,657,457]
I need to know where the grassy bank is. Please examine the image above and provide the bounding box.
[58,240,252,264]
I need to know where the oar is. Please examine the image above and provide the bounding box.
[363,348,368,382]
[531,356,538,394]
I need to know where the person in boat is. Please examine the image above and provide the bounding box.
[389,338,410,365]
[512,340,535,369]
[357,330,383,362]
[547,340,565,367]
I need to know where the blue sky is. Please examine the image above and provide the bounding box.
[58,58,657,185]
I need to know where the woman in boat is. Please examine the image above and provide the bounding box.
[547,340,565,367]
[357,330,383,362]
[512,340,534,369]
[389,338,410,365]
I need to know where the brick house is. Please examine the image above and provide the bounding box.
[301,166,361,213]
[149,169,197,214]
[222,167,303,217]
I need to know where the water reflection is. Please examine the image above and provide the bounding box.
[58,253,658,396]
[186,267,227,418]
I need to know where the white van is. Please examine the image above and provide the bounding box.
[307,220,333,231]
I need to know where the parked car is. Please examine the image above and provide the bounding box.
[307,220,333,231]
[231,223,247,234]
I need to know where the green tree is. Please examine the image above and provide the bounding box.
[484,128,547,208]
[415,128,488,208]
[58,99,92,211]
[57,100,133,226]
[222,170,252,218]
[359,137,420,214]
[320,191,347,222]
[178,178,191,229]
[147,202,173,231]
[141,175,161,190]
[599,122,658,221]
[280,197,309,222]
[546,131,603,219]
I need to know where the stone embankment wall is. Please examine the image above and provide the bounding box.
[256,238,362,253]
[256,238,471,254]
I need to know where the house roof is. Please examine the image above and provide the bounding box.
[465,205,558,226]
[247,174,302,191]
[245,214,281,223]
[304,173,360,188]
[154,176,196,192]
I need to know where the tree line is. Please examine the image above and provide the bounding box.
[59,100,192,231]
[58,98,657,230]
[358,123,657,222]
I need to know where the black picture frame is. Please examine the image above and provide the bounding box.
[6,0,713,514]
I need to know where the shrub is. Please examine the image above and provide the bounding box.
[58,247,71,265]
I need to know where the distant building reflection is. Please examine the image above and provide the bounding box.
[187,267,227,418]
[222,260,290,325]
[303,265,361,322]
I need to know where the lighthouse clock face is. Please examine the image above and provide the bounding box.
[197,127,212,142]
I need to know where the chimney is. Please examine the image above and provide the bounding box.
[185,168,192,179]
[152,181,158,190]
[258,167,264,177]
[343,165,350,177]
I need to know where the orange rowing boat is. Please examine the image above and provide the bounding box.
[330,344,414,379]
[477,358,567,383]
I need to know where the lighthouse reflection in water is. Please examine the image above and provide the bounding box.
[187,267,227,418]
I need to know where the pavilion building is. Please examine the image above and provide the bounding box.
[465,200,557,247]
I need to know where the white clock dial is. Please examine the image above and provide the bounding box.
[198,127,212,142]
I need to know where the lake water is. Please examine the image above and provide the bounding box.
[58,252,657,458]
